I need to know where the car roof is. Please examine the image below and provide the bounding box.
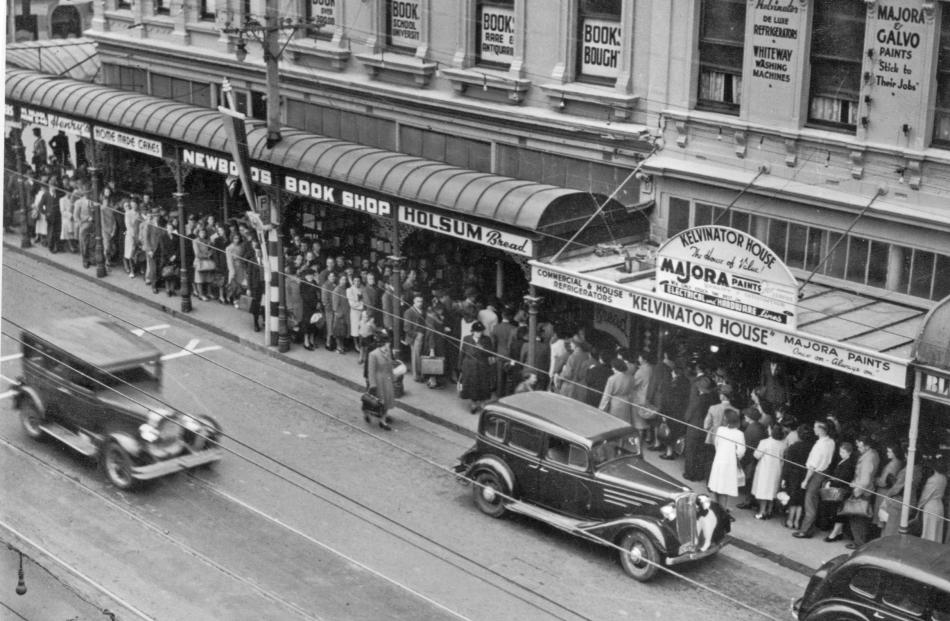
[24,317,162,372]
[844,535,950,591]
[491,392,631,442]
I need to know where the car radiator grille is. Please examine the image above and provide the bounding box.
[675,494,698,551]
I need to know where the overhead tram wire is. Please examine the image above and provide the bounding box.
[2,268,788,621]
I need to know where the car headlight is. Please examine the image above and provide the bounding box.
[182,416,202,433]
[660,503,677,521]
[139,423,159,442]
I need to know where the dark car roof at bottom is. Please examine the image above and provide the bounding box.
[846,535,950,591]
[493,392,630,440]
[24,317,162,372]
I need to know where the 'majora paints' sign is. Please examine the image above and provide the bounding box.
[655,226,799,328]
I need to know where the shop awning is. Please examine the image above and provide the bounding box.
[530,250,928,387]
[5,38,100,82]
[6,68,637,254]
[913,295,950,372]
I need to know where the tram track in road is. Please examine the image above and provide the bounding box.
[0,429,597,621]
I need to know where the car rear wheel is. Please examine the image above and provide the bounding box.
[472,471,508,518]
[103,441,136,490]
[619,530,660,582]
[19,401,45,441]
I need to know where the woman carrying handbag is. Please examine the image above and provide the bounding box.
[365,331,396,430]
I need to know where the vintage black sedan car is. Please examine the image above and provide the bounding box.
[793,535,950,620]
[454,392,728,581]
[14,317,222,489]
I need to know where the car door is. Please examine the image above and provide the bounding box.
[825,567,915,621]
[538,435,593,517]
[55,360,100,432]
[505,421,543,500]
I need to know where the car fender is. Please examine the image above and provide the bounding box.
[468,455,515,495]
[799,602,871,621]
[106,432,143,459]
[588,518,671,555]
[13,384,44,414]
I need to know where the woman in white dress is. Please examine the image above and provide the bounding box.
[751,425,787,519]
[60,189,77,252]
[122,200,141,276]
[347,275,365,359]
[707,409,746,510]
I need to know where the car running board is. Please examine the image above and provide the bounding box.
[40,423,98,457]
[507,501,595,534]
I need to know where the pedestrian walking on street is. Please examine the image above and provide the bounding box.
[347,275,365,360]
[844,436,880,549]
[73,188,94,267]
[225,233,244,304]
[781,423,813,530]
[192,227,215,301]
[332,274,350,353]
[750,424,787,520]
[366,331,396,430]
[599,358,633,423]
[247,242,266,332]
[918,460,947,543]
[100,186,117,264]
[822,441,857,543]
[403,294,426,383]
[683,361,718,481]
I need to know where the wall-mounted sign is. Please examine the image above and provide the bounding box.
[478,4,515,64]
[744,0,806,125]
[182,148,274,186]
[580,17,622,78]
[921,371,950,404]
[5,104,14,120]
[311,0,336,27]
[530,262,908,387]
[19,106,91,138]
[655,225,799,328]
[93,126,163,158]
[399,205,533,257]
[389,0,422,47]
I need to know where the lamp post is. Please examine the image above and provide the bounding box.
[175,191,192,313]
[223,11,325,350]
[13,143,31,249]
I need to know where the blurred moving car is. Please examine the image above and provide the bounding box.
[793,535,950,620]
[14,317,223,489]
[453,392,729,582]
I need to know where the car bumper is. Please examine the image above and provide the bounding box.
[131,448,223,481]
[666,541,723,566]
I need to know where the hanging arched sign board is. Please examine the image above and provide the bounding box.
[655,225,799,330]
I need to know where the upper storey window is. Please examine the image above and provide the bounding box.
[697,0,746,114]
[306,0,337,39]
[576,0,622,85]
[808,0,866,130]
[933,7,950,147]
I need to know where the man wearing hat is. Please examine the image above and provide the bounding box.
[73,187,95,268]
[683,360,719,481]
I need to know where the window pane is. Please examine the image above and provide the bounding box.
[848,568,879,599]
[697,0,746,113]
[825,232,847,279]
[846,236,869,284]
[192,83,211,108]
[509,423,542,453]
[151,74,172,99]
[695,202,714,226]
[668,197,690,237]
[867,241,888,288]
[786,223,807,269]
[805,228,824,271]
[898,246,913,293]
[731,211,750,233]
[400,125,423,157]
[934,255,950,301]
[484,414,507,441]
[911,250,935,298]
[768,219,788,259]
[171,78,191,103]
[808,0,865,128]
[935,8,950,146]
[881,576,928,616]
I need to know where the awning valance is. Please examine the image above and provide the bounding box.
[5,38,100,82]
[6,68,640,256]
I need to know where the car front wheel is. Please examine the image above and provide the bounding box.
[103,441,136,490]
[619,530,660,582]
[472,471,508,518]
[19,401,45,441]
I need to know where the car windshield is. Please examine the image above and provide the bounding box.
[591,433,641,467]
[97,362,161,387]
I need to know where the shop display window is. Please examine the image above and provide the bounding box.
[697,0,745,115]
[934,7,950,147]
[476,0,515,69]
[576,0,623,85]
[807,0,865,131]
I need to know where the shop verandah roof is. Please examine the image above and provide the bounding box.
[6,68,638,249]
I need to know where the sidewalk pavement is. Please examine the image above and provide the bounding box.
[4,233,849,577]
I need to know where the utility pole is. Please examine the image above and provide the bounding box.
[13,140,32,249]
